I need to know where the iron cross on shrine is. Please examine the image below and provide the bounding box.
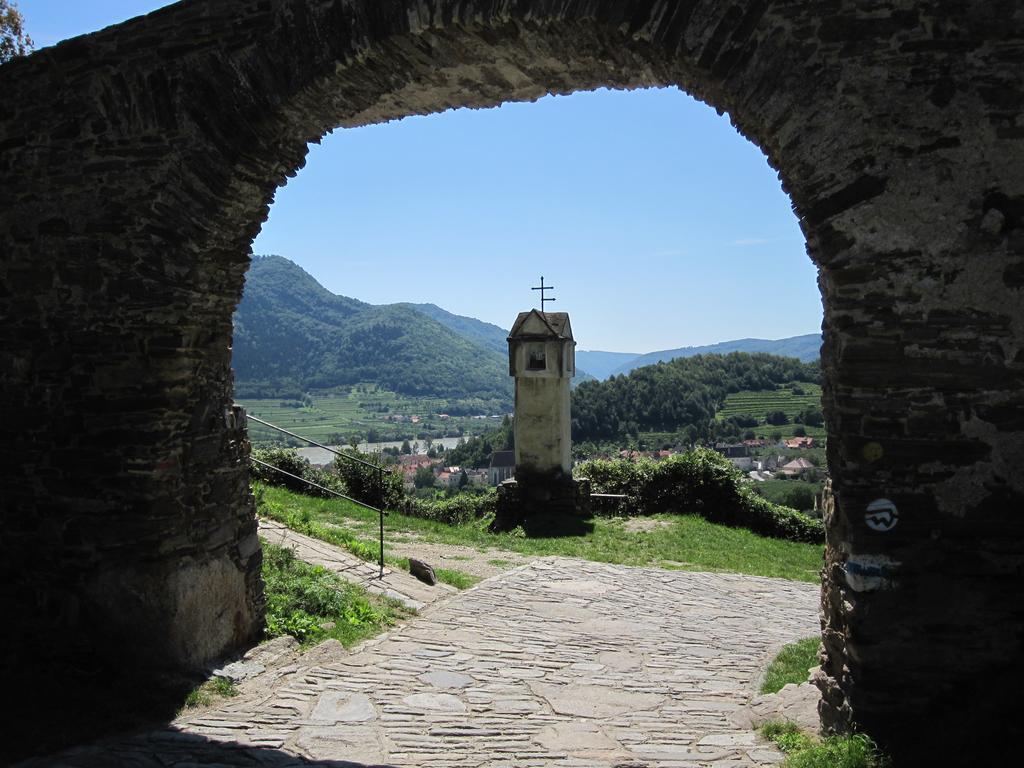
[532,276,556,312]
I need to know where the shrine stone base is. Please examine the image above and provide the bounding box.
[492,470,591,533]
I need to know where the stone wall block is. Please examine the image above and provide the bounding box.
[1,1,1023,761]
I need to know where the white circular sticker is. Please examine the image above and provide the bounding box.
[865,498,898,532]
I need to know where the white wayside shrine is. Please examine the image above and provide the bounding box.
[494,283,590,530]
[508,309,575,474]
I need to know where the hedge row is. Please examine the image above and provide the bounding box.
[404,490,497,526]
[575,448,823,543]
[250,448,346,498]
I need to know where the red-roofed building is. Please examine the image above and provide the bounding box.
[785,437,816,449]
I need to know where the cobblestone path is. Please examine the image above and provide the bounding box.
[32,559,819,767]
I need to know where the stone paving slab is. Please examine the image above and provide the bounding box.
[24,559,819,767]
[259,518,457,611]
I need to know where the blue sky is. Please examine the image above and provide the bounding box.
[26,1,822,353]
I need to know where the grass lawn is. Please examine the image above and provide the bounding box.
[258,485,823,583]
[761,636,820,694]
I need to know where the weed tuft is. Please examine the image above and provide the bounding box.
[179,676,238,714]
[760,722,890,768]
[433,568,480,590]
[262,540,409,647]
[761,636,820,694]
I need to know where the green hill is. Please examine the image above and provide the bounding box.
[232,256,513,404]
[571,352,820,442]
[397,302,509,356]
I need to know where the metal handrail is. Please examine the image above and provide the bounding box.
[244,413,385,471]
[250,456,381,511]
[241,410,390,579]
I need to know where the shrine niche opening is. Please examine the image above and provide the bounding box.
[2,1,1023,763]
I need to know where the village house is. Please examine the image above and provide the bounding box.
[756,455,782,472]
[779,458,815,477]
[488,450,515,485]
[466,469,489,485]
[785,436,816,449]
[397,454,440,486]
[398,454,436,469]
[715,443,754,471]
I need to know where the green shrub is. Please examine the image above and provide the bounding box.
[576,457,653,504]
[251,447,346,498]
[576,448,823,543]
[406,489,497,525]
[251,447,313,491]
[740,490,823,543]
[786,734,889,768]
[333,450,404,510]
[782,485,816,512]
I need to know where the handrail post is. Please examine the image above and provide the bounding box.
[377,465,385,579]
[239,410,394,579]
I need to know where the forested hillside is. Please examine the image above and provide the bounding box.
[397,303,509,356]
[571,352,820,442]
[233,256,513,404]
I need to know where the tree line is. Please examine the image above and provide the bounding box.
[571,352,820,442]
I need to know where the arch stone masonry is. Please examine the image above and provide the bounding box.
[0,0,1022,761]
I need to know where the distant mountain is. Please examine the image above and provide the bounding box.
[232,256,512,404]
[576,350,642,380]
[232,256,820,408]
[397,301,604,382]
[604,334,821,378]
[571,369,597,388]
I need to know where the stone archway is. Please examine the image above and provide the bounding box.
[1,1,1022,761]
